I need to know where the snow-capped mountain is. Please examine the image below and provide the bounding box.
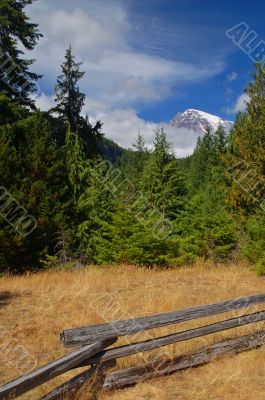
[170,109,233,135]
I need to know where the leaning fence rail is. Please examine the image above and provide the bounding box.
[1,293,265,399]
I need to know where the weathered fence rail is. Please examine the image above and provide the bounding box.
[1,293,265,400]
[102,330,265,391]
[61,293,265,346]
[77,310,265,367]
[0,339,117,399]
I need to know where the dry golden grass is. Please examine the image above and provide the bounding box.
[0,261,265,399]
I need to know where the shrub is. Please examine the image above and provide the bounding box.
[254,255,265,276]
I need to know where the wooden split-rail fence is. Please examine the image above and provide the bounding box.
[1,293,265,399]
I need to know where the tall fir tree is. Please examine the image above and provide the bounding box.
[0,112,68,271]
[188,127,215,193]
[53,46,103,157]
[53,46,85,132]
[141,128,186,219]
[0,0,42,107]
[128,132,149,182]
[226,63,265,212]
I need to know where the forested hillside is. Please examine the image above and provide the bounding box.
[0,0,265,273]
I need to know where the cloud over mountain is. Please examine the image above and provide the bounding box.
[30,0,230,157]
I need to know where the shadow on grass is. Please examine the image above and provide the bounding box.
[0,291,16,307]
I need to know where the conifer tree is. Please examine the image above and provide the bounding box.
[131,132,149,178]
[153,127,174,170]
[53,46,103,157]
[133,131,146,152]
[141,128,185,218]
[0,112,67,271]
[188,127,215,193]
[213,125,227,154]
[53,46,85,132]
[65,125,86,200]
[0,0,42,106]
[77,160,116,263]
[227,63,265,211]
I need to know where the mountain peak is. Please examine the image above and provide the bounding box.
[170,109,233,134]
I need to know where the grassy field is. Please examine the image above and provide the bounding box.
[1,261,265,399]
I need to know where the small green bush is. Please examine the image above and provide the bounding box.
[254,256,265,276]
[40,254,60,270]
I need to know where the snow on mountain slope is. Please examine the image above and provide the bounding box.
[169,109,233,135]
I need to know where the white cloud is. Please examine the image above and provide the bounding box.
[26,0,226,156]
[234,93,250,112]
[226,93,249,114]
[227,71,237,82]
[84,99,199,157]
[97,110,199,158]
[28,0,226,105]
[36,93,201,157]
[35,93,55,111]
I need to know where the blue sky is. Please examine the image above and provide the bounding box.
[26,0,264,154]
[133,0,262,122]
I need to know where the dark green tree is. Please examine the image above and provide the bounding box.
[188,128,215,193]
[77,160,117,264]
[53,46,103,157]
[133,131,146,151]
[153,127,173,170]
[226,63,265,212]
[64,124,87,201]
[0,0,42,106]
[0,93,26,125]
[118,132,149,185]
[0,112,68,271]
[213,125,227,155]
[176,193,238,263]
[141,128,185,218]
[53,46,85,132]
[132,131,149,176]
